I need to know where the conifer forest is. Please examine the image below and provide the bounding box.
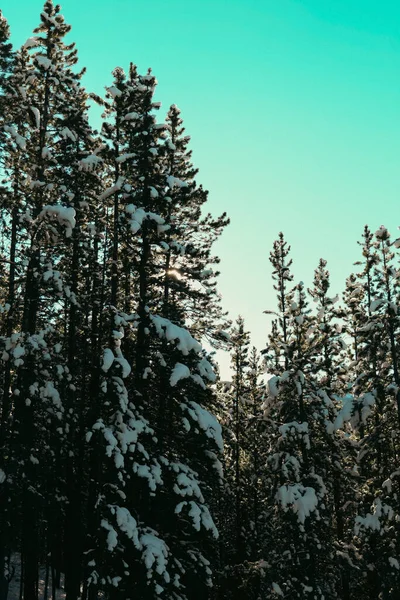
[1,3,400,600]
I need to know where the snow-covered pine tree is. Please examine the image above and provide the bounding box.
[308,258,359,600]
[216,322,268,599]
[84,63,226,600]
[53,53,104,600]
[0,12,15,600]
[0,3,99,597]
[229,316,250,567]
[263,236,340,599]
[159,104,229,343]
[349,225,400,599]
[234,344,268,599]
[218,316,250,598]
[0,9,13,121]
[244,346,268,566]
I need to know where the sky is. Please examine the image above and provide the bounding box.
[4,0,400,377]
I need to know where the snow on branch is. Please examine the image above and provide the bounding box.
[4,125,26,150]
[175,500,219,538]
[140,530,169,578]
[170,363,190,386]
[279,421,310,449]
[333,392,375,431]
[23,36,41,49]
[181,401,223,452]
[276,484,319,524]
[354,497,394,534]
[99,176,126,201]
[151,315,202,355]
[79,154,103,172]
[37,205,76,238]
[166,175,188,189]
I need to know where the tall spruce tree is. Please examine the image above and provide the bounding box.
[349,226,400,599]
[263,237,344,599]
[81,63,227,600]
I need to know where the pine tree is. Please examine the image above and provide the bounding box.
[263,237,342,598]
[308,258,358,600]
[0,3,101,597]
[82,63,226,600]
[350,226,400,599]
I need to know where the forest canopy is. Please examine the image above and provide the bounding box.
[0,3,400,600]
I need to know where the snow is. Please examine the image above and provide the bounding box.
[193,502,218,538]
[102,348,114,372]
[149,186,159,198]
[38,205,76,238]
[35,55,52,70]
[4,125,26,150]
[276,484,319,523]
[173,467,204,501]
[123,111,139,121]
[40,10,59,27]
[382,478,392,493]
[151,315,202,355]
[30,106,40,129]
[268,375,280,398]
[101,519,118,551]
[115,506,141,549]
[354,498,394,534]
[205,450,223,479]
[79,154,103,171]
[389,557,400,570]
[107,86,122,98]
[41,381,62,411]
[114,356,131,378]
[333,395,356,430]
[272,582,284,596]
[140,531,169,576]
[13,344,25,359]
[116,152,136,163]
[188,501,202,531]
[23,36,41,49]
[133,462,163,491]
[197,357,216,382]
[60,127,77,142]
[375,225,389,240]
[279,421,310,449]
[166,175,188,189]
[370,298,385,312]
[191,373,206,389]
[18,86,27,100]
[182,401,223,452]
[99,176,126,200]
[170,363,190,386]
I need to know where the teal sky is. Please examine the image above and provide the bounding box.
[5,0,400,377]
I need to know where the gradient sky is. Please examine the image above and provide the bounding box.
[5,0,400,377]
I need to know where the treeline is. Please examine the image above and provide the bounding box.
[221,228,400,599]
[0,3,228,600]
[0,3,400,600]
